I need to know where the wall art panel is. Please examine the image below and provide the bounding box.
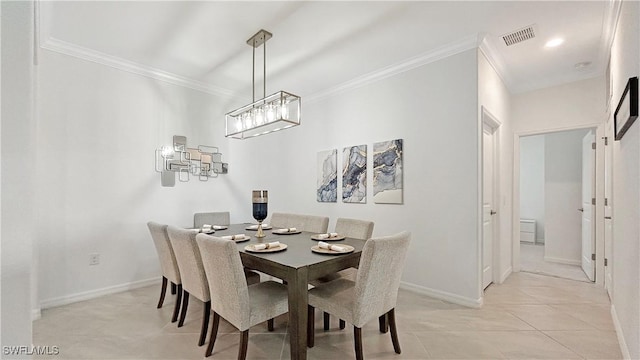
[373,139,403,204]
[317,149,337,202]
[342,145,367,203]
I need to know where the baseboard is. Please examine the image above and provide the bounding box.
[499,266,513,283]
[400,281,482,308]
[32,308,42,321]
[543,256,581,266]
[39,277,160,310]
[611,304,631,359]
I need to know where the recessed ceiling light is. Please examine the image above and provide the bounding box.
[545,38,564,48]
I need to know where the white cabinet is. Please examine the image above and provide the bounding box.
[520,219,536,243]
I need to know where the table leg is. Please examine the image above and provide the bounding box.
[288,266,308,360]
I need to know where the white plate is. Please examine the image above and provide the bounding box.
[273,229,302,235]
[244,243,288,253]
[311,244,354,255]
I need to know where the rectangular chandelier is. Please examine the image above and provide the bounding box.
[225,29,301,139]
[225,90,300,139]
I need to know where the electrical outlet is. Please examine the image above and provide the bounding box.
[89,253,100,266]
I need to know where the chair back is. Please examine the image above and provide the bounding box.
[194,212,230,228]
[353,231,410,327]
[196,234,250,330]
[147,222,180,284]
[166,226,210,301]
[335,218,374,240]
[270,212,329,233]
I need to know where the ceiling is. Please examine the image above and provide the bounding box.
[38,1,617,100]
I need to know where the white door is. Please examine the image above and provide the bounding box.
[581,131,596,281]
[482,124,495,289]
[604,123,613,298]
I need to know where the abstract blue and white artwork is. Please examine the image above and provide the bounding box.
[373,139,403,204]
[317,149,337,202]
[342,145,367,203]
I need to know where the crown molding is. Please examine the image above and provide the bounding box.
[39,37,237,99]
[306,34,481,103]
[478,34,517,93]
[598,0,623,67]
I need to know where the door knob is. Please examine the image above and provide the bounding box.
[578,208,584,212]
[490,210,497,215]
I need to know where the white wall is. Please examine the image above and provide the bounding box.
[544,130,588,264]
[229,49,482,304]
[609,0,640,358]
[1,0,34,353]
[512,76,606,134]
[519,135,545,241]
[35,49,250,306]
[478,50,513,284]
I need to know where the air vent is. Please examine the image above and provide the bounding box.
[502,25,536,46]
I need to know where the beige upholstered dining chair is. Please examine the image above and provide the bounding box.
[194,211,230,228]
[167,226,261,347]
[307,231,411,360]
[147,222,182,323]
[196,234,289,359]
[311,217,375,330]
[270,212,329,233]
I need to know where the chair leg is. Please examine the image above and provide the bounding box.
[171,284,182,323]
[267,318,274,332]
[198,301,211,346]
[323,312,330,331]
[354,326,363,360]
[178,291,190,327]
[379,313,389,333]
[238,330,249,360]
[388,308,401,354]
[339,319,346,330]
[170,282,177,295]
[205,312,220,357]
[157,276,168,308]
[307,305,315,348]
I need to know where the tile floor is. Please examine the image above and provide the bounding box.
[520,243,591,283]
[33,272,622,359]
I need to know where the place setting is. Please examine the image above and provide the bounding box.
[310,232,346,241]
[273,227,302,235]
[311,241,354,255]
[219,233,251,243]
[191,224,226,234]
[244,241,287,253]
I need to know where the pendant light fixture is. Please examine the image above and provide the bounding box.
[225,29,301,139]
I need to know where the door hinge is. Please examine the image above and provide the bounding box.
[604,198,608,206]
[592,198,596,205]
[592,142,596,150]
[604,258,608,266]
[591,254,596,261]
[603,136,609,146]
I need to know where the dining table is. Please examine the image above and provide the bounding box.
[210,223,366,360]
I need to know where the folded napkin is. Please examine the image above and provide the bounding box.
[316,232,339,239]
[221,234,246,241]
[253,241,280,250]
[281,227,297,232]
[318,241,347,252]
[212,225,226,230]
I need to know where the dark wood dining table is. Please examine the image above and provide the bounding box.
[212,223,366,360]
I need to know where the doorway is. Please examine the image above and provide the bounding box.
[518,128,596,282]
